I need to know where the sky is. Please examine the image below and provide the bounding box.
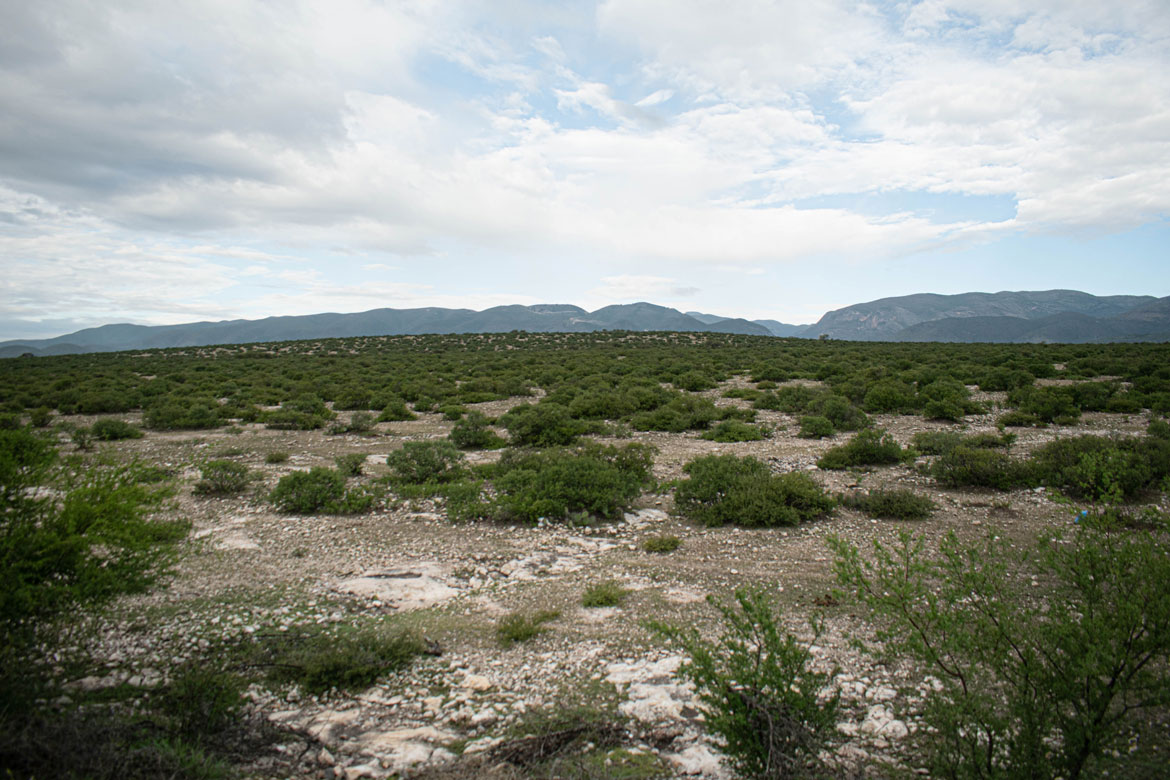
[1,0,1168,341]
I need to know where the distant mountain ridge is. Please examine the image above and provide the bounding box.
[3,291,1168,357]
[0,302,774,357]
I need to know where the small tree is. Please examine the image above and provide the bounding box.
[652,588,838,779]
[830,520,1170,778]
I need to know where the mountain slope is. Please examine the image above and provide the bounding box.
[809,290,1157,341]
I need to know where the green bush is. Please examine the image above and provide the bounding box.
[912,430,1013,456]
[700,420,766,442]
[674,455,834,528]
[386,440,465,484]
[817,428,906,470]
[641,534,681,553]
[264,451,290,464]
[1027,435,1169,503]
[376,398,417,422]
[631,393,721,432]
[492,443,655,524]
[811,394,870,431]
[28,407,52,428]
[652,588,838,779]
[159,664,245,744]
[997,410,1041,427]
[497,610,559,647]
[269,468,346,513]
[145,398,223,430]
[1149,419,1170,440]
[797,415,835,439]
[1009,385,1081,424]
[334,453,367,477]
[582,580,629,608]
[500,402,584,446]
[248,627,423,694]
[931,446,1022,490]
[830,522,1170,779]
[862,379,918,413]
[449,410,506,450]
[193,460,250,496]
[840,488,935,520]
[328,410,375,435]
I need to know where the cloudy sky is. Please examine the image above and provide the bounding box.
[2,0,1168,340]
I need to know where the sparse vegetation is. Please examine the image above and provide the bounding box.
[193,459,250,496]
[497,610,560,647]
[840,488,936,520]
[674,454,834,527]
[582,580,630,608]
[641,534,681,553]
[817,428,906,469]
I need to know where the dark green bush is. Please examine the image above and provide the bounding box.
[862,379,918,413]
[145,398,223,430]
[1027,435,1169,503]
[264,451,290,464]
[90,418,144,441]
[674,454,834,527]
[631,393,720,432]
[912,430,1014,456]
[700,420,766,442]
[1009,386,1081,424]
[998,410,1041,428]
[652,588,837,779]
[269,468,346,513]
[492,443,655,523]
[1147,419,1170,440]
[193,460,250,496]
[811,394,869,431]
[249,627,423,694]
[798,415,835,439]
[376,398,417,422]
[28,407,52,428]
[449,410,506,450]
[817,428,906,470]
[500,402,584,446]
[840,488,935,520]
[386,440,465,484]
[753,385,820,413]
[334,453,367,477]
[931,446,1021,490]
[328,410,375,435]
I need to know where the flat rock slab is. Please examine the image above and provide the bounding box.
[337,564,458,611]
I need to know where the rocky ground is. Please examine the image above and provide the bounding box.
[54,379,1162,779]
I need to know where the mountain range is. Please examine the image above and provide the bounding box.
[3,290,1168,357]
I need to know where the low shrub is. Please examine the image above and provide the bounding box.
[334,453,367,477]
[631,393,721,432]
[28,407,52,428]
[651,588,838,779]
[798,415,835,439]
[269,468,346,513]
[497,610,559,647]
[193,460,250,496]
[247,627,423,694]
[449,410,506,450]
[492,443,655,524]
[817,428,906,470]
[582,580,629,608]
[840,488,935,520]
[674,454,834,527]
[642,534,681,553]
[911,430,1014,456]
[328,411,375,435]
[376,398,417,422]
[812,394,870,431]
[500,403,584,446]
[1027,435,1169,503]
[998,410,1041,427]
[862,379,918,413]
[700,420,766,442]
[264,451,290,464]
[145,398,223,431]
[1008,385,1081,424]
[386,440,465,484]
[931,446,1021,490]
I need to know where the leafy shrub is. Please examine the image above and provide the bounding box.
[497,610,560,647]
[997,410,1041,427]
[1147,418,1170,441]
[145,398,223,430]
[248,627,422,694]
[840,488,935,520]
[798,415,835,439]
[386,440,465,484]
[753,385,820,413]
[264,451,290,464]
[28,407,52,428]
[921,377,978,421]
[652,588,838,779]
[88,418,144,441]
[500,402,584,446]
[978,367,1034,391]
[1008,385,1080,424]
[1027,435,1169,503]
[642,534,681,553]
[631,393,721,432]
[492,443,655,523]
[700,420,766,442]
[862,379,919,413]
[376,398,417,422]
[931,446,1021,490]
[817,428,906,470]
[911,430,1013,456]
[830,523,1170,779]
[328,410,375,435]
[193,460,250,496]
[582,580,629,608]
[449,410,506,450]
[674,455,834,528]
[269,468,346,513]
[811,394,870,431]
[334,453,367,477]
[159,664,245,744]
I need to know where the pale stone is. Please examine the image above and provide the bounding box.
[461,674,493,692]
[337,564,457,612]
[665,744,729,778]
